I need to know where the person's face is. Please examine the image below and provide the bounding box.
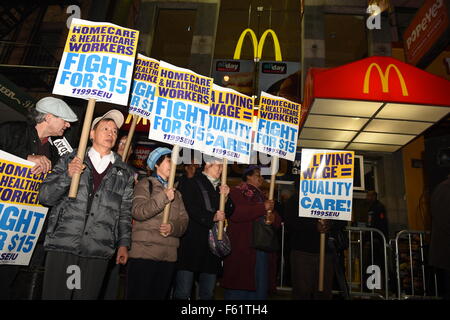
[90,120,118,152]
[247,169,263,188]
[205,163,223,180]
[117,136,127,156]
[366,191,376,203]
[46,114,70,136]
[184,163,199,178]
[156,156,172,180]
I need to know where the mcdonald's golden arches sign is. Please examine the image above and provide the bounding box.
[304,56,450,106]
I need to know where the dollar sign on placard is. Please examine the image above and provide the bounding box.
[98,75,107,89]
[8,234,18,251]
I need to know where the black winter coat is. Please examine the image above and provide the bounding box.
[177,173,234,274]
[429,176,450,271]
[0,121,62,163]
[38,149,134,259]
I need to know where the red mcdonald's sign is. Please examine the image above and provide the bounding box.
[302,56,450,121]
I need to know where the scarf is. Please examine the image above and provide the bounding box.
[202,172,220,189]
[154,173,168,188]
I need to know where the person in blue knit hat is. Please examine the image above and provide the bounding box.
[126,147,189,300]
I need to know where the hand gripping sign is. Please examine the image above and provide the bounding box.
[149,60,213,225]
[0,150,48,266]
[299,148,355,291]
[122,55,159,161]
[205,84,254,239]
[52,18,139,197]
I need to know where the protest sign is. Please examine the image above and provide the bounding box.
[149,60,213,153]
[298,148,355,291]
[205,84,254,164]
[122,55,159,161]
[52,18,139,197]
[129,54,159,119]
[53,18,139,106]
[299,149,355,221]
[0,150,48,266]
[253,91,301,162]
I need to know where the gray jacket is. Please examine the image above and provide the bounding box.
[38,148,134,259]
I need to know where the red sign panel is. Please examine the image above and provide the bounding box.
[403,0,449,66]
[304,56,450,108]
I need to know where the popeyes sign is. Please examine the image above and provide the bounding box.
[403,0,449,67]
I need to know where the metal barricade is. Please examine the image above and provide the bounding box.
[346,226,389,300]
[394,230,439,299]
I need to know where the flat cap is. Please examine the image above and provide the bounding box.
[35,97,78,122]
[147,147,172,170]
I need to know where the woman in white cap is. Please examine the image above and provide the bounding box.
[126,147,189,300]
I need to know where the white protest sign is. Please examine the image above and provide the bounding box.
[0,150,48,265]
[149,60,213,152]
[299,149,355,221]
[204,84,254,164]
[128,54,159,119]
[253,91,301,161]
[53,18,139,106]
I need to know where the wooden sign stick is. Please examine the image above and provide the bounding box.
[266,156,278,222]
[68,98,96,199]
[318,229,326,292]
[218,158,228,240]
[122,114,139,162]
[162,144,180,225]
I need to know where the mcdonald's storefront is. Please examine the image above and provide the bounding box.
[300,56,450,232]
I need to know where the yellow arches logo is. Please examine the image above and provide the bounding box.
[125,113,149,125]
[233,28,283,62]
[363,63,409,96]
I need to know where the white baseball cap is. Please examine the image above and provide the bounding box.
[91,109,124,130]
[35,97,78,122]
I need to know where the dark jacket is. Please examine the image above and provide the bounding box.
[38,148,135,259]
[177,173,234,274]
[368,200,389,238]
[284,193,346,254]
[0,121,61,163]
[221,183,281,292]
[429,176,450,271]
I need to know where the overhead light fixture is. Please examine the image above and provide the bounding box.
[367,0,391,16]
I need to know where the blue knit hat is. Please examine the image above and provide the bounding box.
[147,147,172,170]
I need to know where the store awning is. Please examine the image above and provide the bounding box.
[300,56,450,152]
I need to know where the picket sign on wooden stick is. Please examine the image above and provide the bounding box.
[217,158,228,240]
[68,98,96,199]
[162,144,180,226]
[266,156,278,222]
[319,231,326,291]
[122,114,139,162]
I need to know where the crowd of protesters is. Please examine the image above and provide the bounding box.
[0,96,412,301]
[0,97,283,300]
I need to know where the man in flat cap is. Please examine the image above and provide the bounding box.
[38,110,135,300]
[0,96,78,174]
[0,96,78,300]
